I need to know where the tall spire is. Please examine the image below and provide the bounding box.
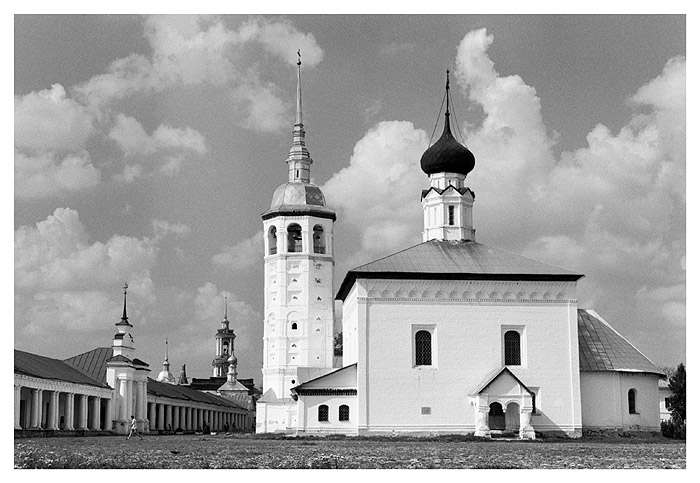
[222,295,230,329]
[157,337,176,384]
[296,49,303,126]
[444,69,451,135]
[116,282,132,327]
[287,49,312,183]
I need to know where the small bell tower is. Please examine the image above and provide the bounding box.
[420,70,477,242]
[213,296,236,377]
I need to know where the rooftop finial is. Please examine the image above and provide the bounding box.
[121,282,128,322]
[445,69,450,117]
[295,50,303,127]
[224,296,229,321]
[165,337,169,362]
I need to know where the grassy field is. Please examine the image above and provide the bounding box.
[14,433,685,469]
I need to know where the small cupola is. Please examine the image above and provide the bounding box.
[420,70,475,177]
[420,70,476,243]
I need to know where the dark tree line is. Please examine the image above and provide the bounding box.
[661,363,685,439]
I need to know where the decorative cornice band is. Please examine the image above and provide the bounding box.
[358,297,578,304]
[294,388,357,396]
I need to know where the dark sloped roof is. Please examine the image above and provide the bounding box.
[337,240,583,300]
[578,309,663,375]
[15,350,110,389]
[64,347,112,383]
[147,378,246,409]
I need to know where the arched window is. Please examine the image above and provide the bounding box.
[415,330,432,366]
[287,224,302,253]
[628,389,637,414]
[339,405,350,421]
[318,405,329,422]
[504,331,521,366]
[268,226,277,255]
[313,225,325,254]
[222,341,229,355]
[291,322,298,330]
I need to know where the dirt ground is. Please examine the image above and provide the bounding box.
[14,433,686,469]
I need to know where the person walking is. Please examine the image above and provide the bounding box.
[127,415,143,440]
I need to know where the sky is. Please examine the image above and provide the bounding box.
[13,14,686,384]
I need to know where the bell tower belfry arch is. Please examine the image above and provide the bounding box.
[257,52,336,433]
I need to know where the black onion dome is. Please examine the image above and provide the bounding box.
[420,113,475,176]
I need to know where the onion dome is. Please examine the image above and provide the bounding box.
[420,71,475,176]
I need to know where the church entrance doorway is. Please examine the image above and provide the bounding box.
[488,402,505,430]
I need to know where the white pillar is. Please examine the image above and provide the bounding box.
[78,394,89,430]
[103,398,112,431]
[173,405,180,430]
[519,409,535,440]
[64,393,75,430]
[149,402,156,431]
[14,385,22,429]
[157,403,164,430]
[118,378,128,421]
[91,396,101,430]
[29,389,41,429]
[165,404,172,430]
[474,404,491,438]
[47,391,59,430]
[126,380,133,420]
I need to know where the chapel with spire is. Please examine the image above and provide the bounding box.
[212,297,236,377]
[256,51,337,433]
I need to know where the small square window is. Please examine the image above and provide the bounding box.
[421,407,431,415]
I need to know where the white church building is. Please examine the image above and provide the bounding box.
[256,63,665,438]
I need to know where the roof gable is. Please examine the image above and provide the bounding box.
[469,366,533,397]
[293,364,357,391]
[64,347,112,383]
[337,240,583,300]
[15,349,110,389]
[578,309,663,375]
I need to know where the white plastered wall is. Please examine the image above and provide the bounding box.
[580,371,661,431]
[344,278,582,436]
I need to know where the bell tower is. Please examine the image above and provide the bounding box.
[213,297,236,377]
[257,52,336,432]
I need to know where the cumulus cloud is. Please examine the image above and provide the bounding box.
[14,208,158,338]
[152,219,192,240]
[15,84,95,153]
[212,230,263,271]
[15,150,101,199]
[108,114,207,178]
[75,15,323,131]
[323,121,429,267]
[14,84,101,198]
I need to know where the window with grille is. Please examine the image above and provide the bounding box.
[628,389,637,414]
[318,405,329,422]
[415,330,432,366]
[339,405,350,421]
[504,330,521,366]
[448,205,455,225]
